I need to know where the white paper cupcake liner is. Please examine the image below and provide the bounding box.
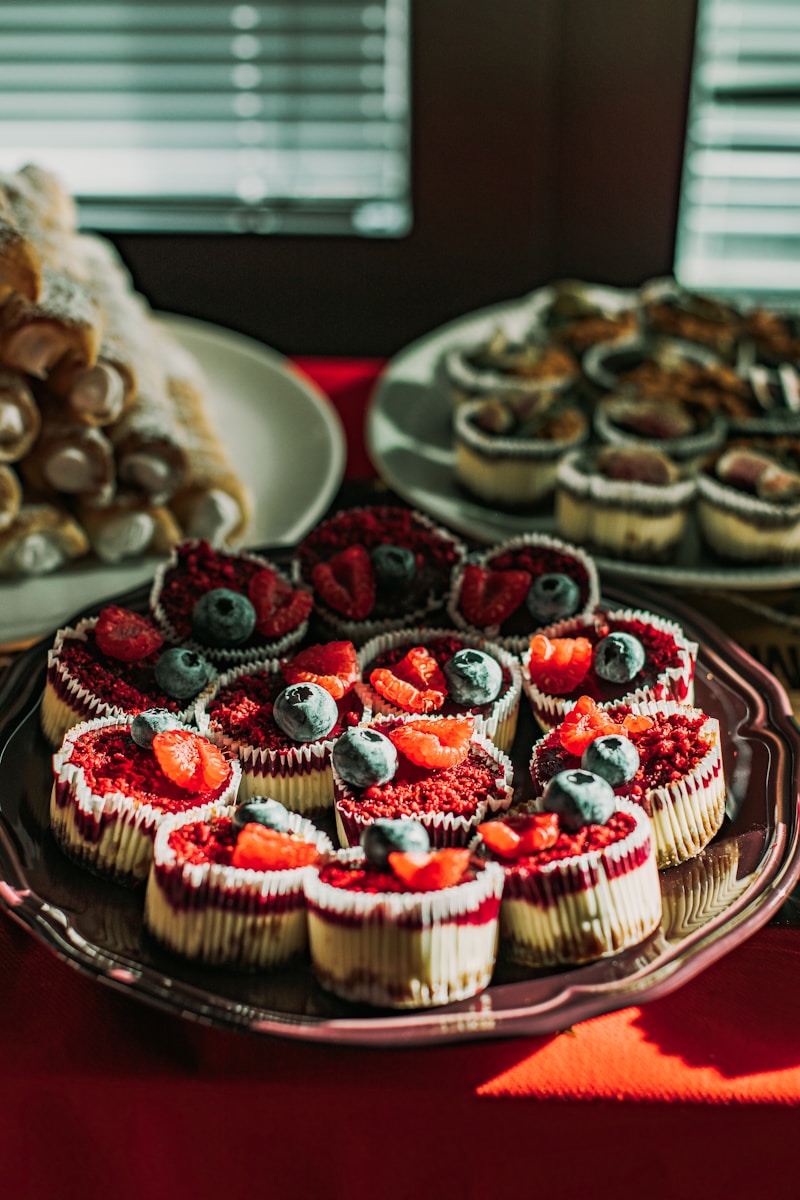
[304,846,505,1008]
[333,715,514,849]
[149,539,310,665]
[660,839,750,941]
[496,798,662,967]
[520,607,698,731]
[446,530,601,655]
[50,715,241,885]
[355,626,522,755]
[696,472,800,563]
[144,803,333,967]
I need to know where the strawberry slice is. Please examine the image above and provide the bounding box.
[94,605,163,662]
[370,646,447,713]
[558,695,624,756]
[527,634,593,693]
[388,848,471,890]
[248,568,313,638]
[152,729,229,792]
[231,824,320,871]
[311,544,375,620]
[386,716,473,768]
[459,564,531,627]
[281,640,359,700]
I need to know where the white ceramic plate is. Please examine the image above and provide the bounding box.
[0,313,346,648]
[366,293,800,590]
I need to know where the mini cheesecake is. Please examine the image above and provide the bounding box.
[304,845,505,1008]
[50,715,241,885]
[355,628,522,754]
[520,607,697,731]
[474,797,661,968]
[447,530,600,654]
[144,803,333,968]
[528,697,726,869]
[696,440,800,563]
[149,538,312,666]
[294,504,466,644]
[332,713,514,850]
[444,325,580,406]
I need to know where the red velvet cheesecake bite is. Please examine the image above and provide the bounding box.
[294,505,466,644]
[50,713,241,884]
[447,531,600,654]
[41,604,216,747]
[528,695,726,869]
[144,798,333,968]
[355,627,522,754]
[331,712,513,849]
[520,607,698,731]
[304,820,505,1008]
[473,788,661,968]
[149,538,312,666]
[196,641,363,815]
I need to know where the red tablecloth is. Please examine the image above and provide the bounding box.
[2,359,799,1199]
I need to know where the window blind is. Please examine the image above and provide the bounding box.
[674,0,800,302]
[0,1,412,236]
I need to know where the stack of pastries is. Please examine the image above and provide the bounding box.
[0,163,250,577]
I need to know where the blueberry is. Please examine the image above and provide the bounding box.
[542,768,616,831]
[443,648,502,706]
[191,588,256,648]
[581,734,640,787]
[370,544,416,592]
[154,647,212,700]
[361,818,430,868]
[232,797,291,836]
[332,726,398,788]
[593,632,646,684]
[272,682,338,743]
[130,707,181,748]
[526,573,581,623]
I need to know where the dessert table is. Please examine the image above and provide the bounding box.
[2,357,800,1200]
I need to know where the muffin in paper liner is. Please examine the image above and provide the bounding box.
[446,530,601,655]
[554,446,696,563]
[196,656,364,816]
[40,614,216,748]
[696,464,800,564]
[452,392,589,509]
[49,715,242,886]
[304,845,505,1008]
[293,505,467,645]
[149,538,311,666]
[528,698,726,870]
[520,607,698,732]
[332,712,514,850]
[355,626,522,755]
[474,797,661,968]
[143,803,333,968]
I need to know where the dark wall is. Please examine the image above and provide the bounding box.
[110,0,698,358]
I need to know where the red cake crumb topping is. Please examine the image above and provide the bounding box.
[367,635,512,716]
[318,855,483,894]
[55,630,185,714]
[527,617,683,700]
[68,726,232,813]
[206,669,360,749]
[532,709,712,803]
[166,814,320,871]
[484,810,637,868]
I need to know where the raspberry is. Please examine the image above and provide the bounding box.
[387,848,471,890]
[231,825,320,871]
[248,569,312,638]
[527,634,593,693]
[152,729,229,792]
[311,543,375,620]
[370,646,447,713]
[459,564,531,626]
[281,640,359,700]
[559,696,624,756]
[386,717,473,768]
[94,605,163,662]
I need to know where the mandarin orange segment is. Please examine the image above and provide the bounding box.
[386,716,473,768]
[231,824,319,871]
[527,634,593,693]
[477,820,522,858]
[559,695,624,755]
[388,848,471,890]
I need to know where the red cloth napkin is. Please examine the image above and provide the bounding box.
[292,357,384,481]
